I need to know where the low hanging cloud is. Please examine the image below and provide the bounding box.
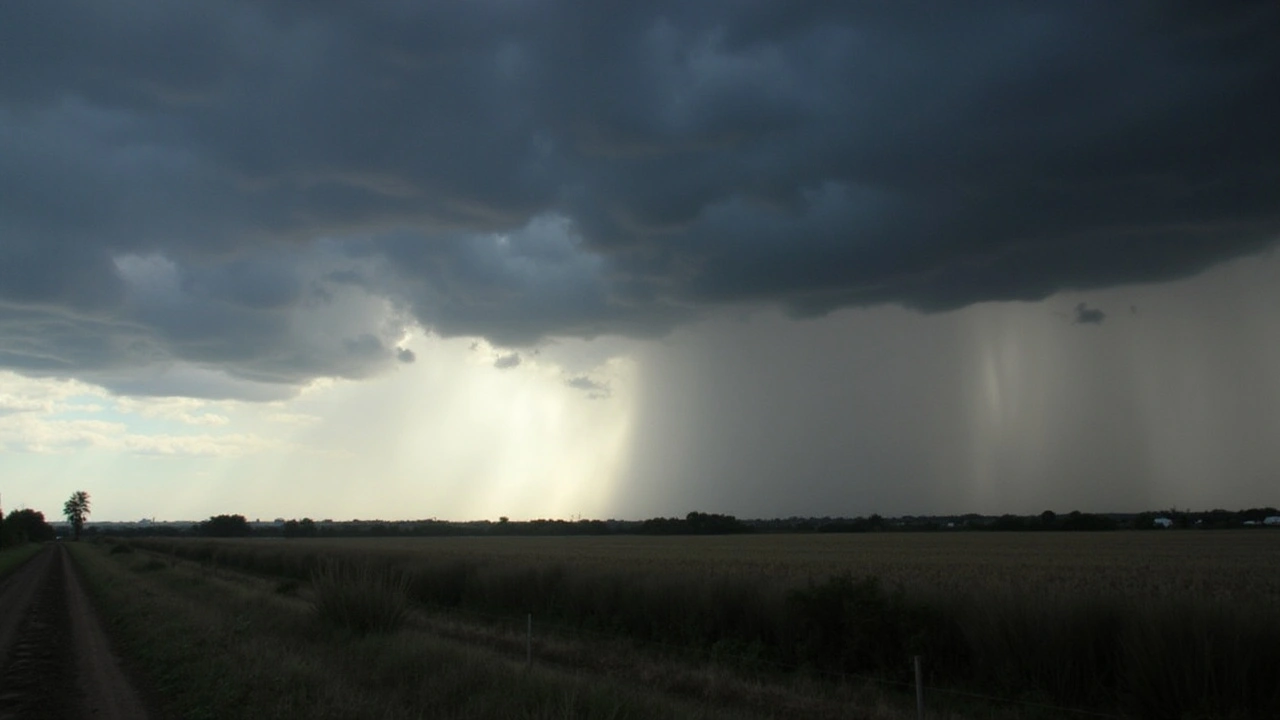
[565,375,611,399]
[493,353,522,370]
[1073,303,1107,326]
[1,1,1277,398]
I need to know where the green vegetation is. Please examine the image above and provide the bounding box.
[2,508,55,545]
[63,490,91,541]
[119,532,1280,719]
[310,559,411,634]
[69,540,891,720]
[198,513,252,537]
[0,543,43,578]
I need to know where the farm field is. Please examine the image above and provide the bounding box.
[89,531,1280,719]
[151,530,1280,600]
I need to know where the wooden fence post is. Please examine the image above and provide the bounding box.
[914,654,924,720]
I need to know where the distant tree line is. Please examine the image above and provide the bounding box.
[639,511,752,535]
[1131,507,1279,530]
[76,506,1280,540]
[986,510,1119,532]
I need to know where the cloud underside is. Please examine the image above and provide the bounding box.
[1,1,1278,397]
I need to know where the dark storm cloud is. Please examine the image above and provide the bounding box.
[493,353,521,370]
[396,348,416,364]
[1074,303,1106,326]
[2,1,1278,394]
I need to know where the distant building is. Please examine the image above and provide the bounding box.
[1265,516,1280,526]
[1153,517,1173,528]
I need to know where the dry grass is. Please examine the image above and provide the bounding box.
[71,540,810,720]
[310,559,410,634]
[128,531,1280,718]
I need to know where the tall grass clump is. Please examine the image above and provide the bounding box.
[783,574,950,678]
[956,591,1125,707]
[1120,599,1280,720]
[311,559,411,635]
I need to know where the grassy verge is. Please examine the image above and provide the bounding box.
[0,542,44,579]
[72,540,891,720]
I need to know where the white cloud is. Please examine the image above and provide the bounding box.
[120,432,274,457]
[0,371,279,457]
[0,412,275,457]
[0,371,108,414]
[113,396,232,426]
[0,417,124,453]
[263,410,322,426]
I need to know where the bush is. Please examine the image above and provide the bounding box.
[311,560,411,635]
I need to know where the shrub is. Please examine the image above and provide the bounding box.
[311,560,411,635]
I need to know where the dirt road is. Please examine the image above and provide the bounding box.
[0,544,150,719]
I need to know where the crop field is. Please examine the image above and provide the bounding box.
[130,530,1280,600]
[97,531,1280,719]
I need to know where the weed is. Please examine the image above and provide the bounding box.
[311,560,410,635]
[275,578,301,595]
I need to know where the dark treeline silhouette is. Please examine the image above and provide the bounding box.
[640,511,751,535]
[1133,507,1280,529]
[1,508,56,546]
[199,514,252,537]
[815,514,887,533]
[987,510,1119,531]
[79,506,1280,539]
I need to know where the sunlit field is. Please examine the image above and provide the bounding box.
[113,531,1280,719]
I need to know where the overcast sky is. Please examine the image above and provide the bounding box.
[2,1,1278,521]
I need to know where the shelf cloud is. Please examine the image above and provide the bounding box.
[1,1,1277,398]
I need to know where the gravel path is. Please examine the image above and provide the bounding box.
[0,545,150,720]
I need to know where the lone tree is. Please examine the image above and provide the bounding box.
[63,491,91,541]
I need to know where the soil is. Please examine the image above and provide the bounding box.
[0,544,150,719]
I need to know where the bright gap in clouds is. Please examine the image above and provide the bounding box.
[0,335,637,522]
[266,334,638,522]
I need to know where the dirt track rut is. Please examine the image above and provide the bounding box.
[0,545,149,719]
